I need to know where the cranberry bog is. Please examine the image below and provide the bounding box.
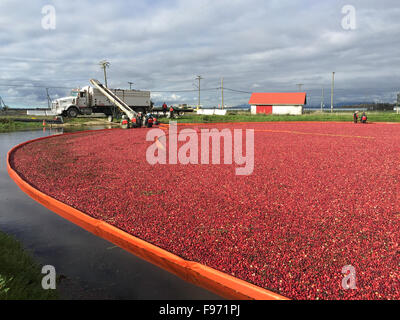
[7,122,400,300]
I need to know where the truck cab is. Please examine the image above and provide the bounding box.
[52,88,91,117]
[51,89,80,117]
[76,89,88,108]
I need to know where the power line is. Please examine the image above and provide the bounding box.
[151,88,218,93]
[2,82,398,97]
[0,77,89,83]
[0,82,222,92]
[0,83,220,92]
[223,87,252,94]
[0,84,71,89]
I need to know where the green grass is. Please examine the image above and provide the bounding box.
[0,115,115,133]
[0,118,43,133]
[158,111,400,124]
[0,231,58,300]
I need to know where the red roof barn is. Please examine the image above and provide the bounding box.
[248,92,307,115]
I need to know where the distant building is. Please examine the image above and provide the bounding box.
[248,92,307,115]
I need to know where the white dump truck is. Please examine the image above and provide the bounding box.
[51,81,152,118]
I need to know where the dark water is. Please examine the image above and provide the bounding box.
[0,126,220,300]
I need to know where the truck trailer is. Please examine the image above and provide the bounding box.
[51,82,152,118]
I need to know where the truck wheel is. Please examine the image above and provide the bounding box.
[67,107,79,118]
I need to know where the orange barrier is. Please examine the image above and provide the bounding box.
[7,129,288,300]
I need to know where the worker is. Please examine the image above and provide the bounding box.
[169,106,174,119]
[144,113,154,127]
[353,111,359,124]
[137,112,144,127]
[361,112,367,124]
[162,102,167,117]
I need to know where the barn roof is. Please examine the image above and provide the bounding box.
[248,92,307,105]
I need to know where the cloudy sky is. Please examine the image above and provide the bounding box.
[0,0,399,108]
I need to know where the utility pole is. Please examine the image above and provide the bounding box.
[321,87,324,112]
[196,75,203,110]
[46,88,51,109]
[397,93,400,114]
[296,83,304,92]
[128,82,134,90]
[221,77,224,110]
[331,72,335,113]
[0,96,9,111]
[99,60,110,87]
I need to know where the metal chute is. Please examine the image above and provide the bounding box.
[90,79,138,120]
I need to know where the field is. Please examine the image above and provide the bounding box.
[158,111,400,124]
[0,115,117,133]
[0,118,44,132]
[9,122,400,299]
[2,111,400,133]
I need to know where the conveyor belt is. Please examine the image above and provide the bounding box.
[90,79,138,120]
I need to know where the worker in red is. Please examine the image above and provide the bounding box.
[353,111,359,124]
[169,106,174,119]
[361,112,368,124]
[162,102,167,117]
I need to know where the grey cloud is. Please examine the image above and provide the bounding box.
[0,0,399,108]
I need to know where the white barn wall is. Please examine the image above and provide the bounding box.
[250,105,257,114]
[272,105,303,115]
[197,109,228,115]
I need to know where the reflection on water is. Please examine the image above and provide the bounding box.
[0,126,220,300]
[45,124,116,134]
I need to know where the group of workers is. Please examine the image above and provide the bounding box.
[353,111,368,124]
[162,102,175,118]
